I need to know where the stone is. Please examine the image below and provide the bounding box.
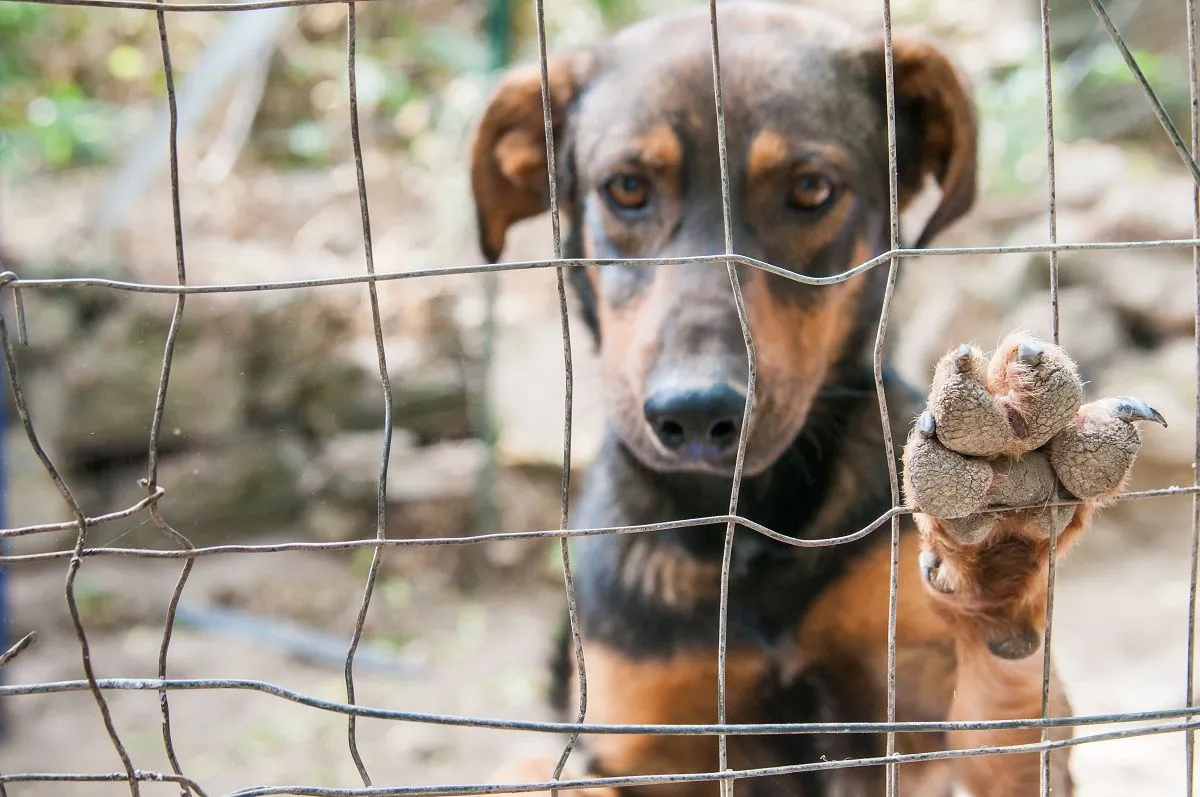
[1093,339,1195,470]
[26,304,248,465]
[99,432,309,544]
[1091,251,1196,340]
[303,431,487,508]
[1000,284,1123,379]
[1,427,105,556]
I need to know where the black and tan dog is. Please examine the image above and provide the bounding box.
[469,2,1164,795]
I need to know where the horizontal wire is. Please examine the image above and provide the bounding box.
[2,676,1199,737]
[0,0,390,11]
[2,485,1196,563]
[0,488,164,538]
[0,772,208,795]
[1,237,1198,298]
[225,717,1200,795]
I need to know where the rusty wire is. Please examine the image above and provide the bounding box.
[875,0,902,793]
[0,0,1198,795]
[1189,0,1200,793]
[1037,0,1061,792]
[704,3,757,795]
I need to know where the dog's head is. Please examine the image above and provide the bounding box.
[470,1,977,478]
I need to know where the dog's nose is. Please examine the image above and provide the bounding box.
[643,384,746,460]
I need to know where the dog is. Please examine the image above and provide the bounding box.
[468,2,1164,795]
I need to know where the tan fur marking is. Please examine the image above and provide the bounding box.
[634,124,683,171]
[568,645,769,797]
[746,129,790,179]
[744,268,868,455]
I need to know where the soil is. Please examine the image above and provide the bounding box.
[1,507,1198,796]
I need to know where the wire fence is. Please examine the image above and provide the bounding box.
[0,0,1199,795]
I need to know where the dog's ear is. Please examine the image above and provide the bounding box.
[861,36,978,248]
[470,53,595,263]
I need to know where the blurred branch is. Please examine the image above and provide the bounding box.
[197,40,273,184]
[89,5,295,239]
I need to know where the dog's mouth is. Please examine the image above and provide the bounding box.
[620,379,818,480]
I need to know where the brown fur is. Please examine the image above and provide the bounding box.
[469,4,1080,796]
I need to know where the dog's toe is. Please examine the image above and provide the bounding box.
[1050,395,1166,501]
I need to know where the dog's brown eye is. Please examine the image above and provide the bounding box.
[788,172,834,211]
[604,174,651,211]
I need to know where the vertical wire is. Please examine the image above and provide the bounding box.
[0,309,140,795]
[343,2,396,785]
[877,1,902,794]
[149,3,196,792]
[1187,0,1199,792]
[1038,0,1061,792]
[528,0,586,788]
[706,3,757,795]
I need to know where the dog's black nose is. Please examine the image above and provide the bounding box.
[643,384,746,460]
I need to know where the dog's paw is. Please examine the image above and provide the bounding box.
[902,333,1165,657]
[488,758,619,797]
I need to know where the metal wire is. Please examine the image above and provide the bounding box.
[9,715,1200,797]
[342,2,397,785]
[528,0,588,788]
[705,3,757,795]
[12,676,1200,735]
[1037,0,1061,792]
[3,485,1197,562]
[875,0,902,792]
[1189,0,1200,792]
[1,0,1199,795]
[149,3,197,793]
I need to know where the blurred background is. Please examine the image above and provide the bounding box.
[0,0,1197,793]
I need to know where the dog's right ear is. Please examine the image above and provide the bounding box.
[470,53,595,264]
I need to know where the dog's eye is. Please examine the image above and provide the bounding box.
[603,174,651,211]
[788,171,835,211]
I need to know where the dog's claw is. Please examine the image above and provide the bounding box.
[1017,340,1044,365]
[952,344,974,370]
[1112,396,1168,428]
[916,410,936,438]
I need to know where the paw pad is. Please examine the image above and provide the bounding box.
[903,335,1166,535]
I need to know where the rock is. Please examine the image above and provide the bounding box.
[100,433,309,544]
[341,339,474,443]
[242,296,374,438]
[484,266,605,469]
[891,262,1003,386]
[1054,141,1133,210]
[26,304,248,465]
[1000,284,1124,380]
[1090,170,1196,244]
[303,431,487,511]
[1,427,105,556]
[1093,339,1195,470]
[1090,251,1195,340]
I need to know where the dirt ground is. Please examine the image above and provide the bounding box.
[0,480,1198,797]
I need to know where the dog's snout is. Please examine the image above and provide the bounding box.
[643,384,746,461]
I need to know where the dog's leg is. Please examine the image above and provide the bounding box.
[488,758,621,797]
[901,333,1164,797]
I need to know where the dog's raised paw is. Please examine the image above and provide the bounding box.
[903,334,1165,540]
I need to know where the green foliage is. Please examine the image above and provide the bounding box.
[0,4,141,176]
[0,0,1188,179]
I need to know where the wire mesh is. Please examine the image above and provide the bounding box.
[0,0,1198,795]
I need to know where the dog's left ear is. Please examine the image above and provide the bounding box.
[470,53,596,263]
[860,36,978,248]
